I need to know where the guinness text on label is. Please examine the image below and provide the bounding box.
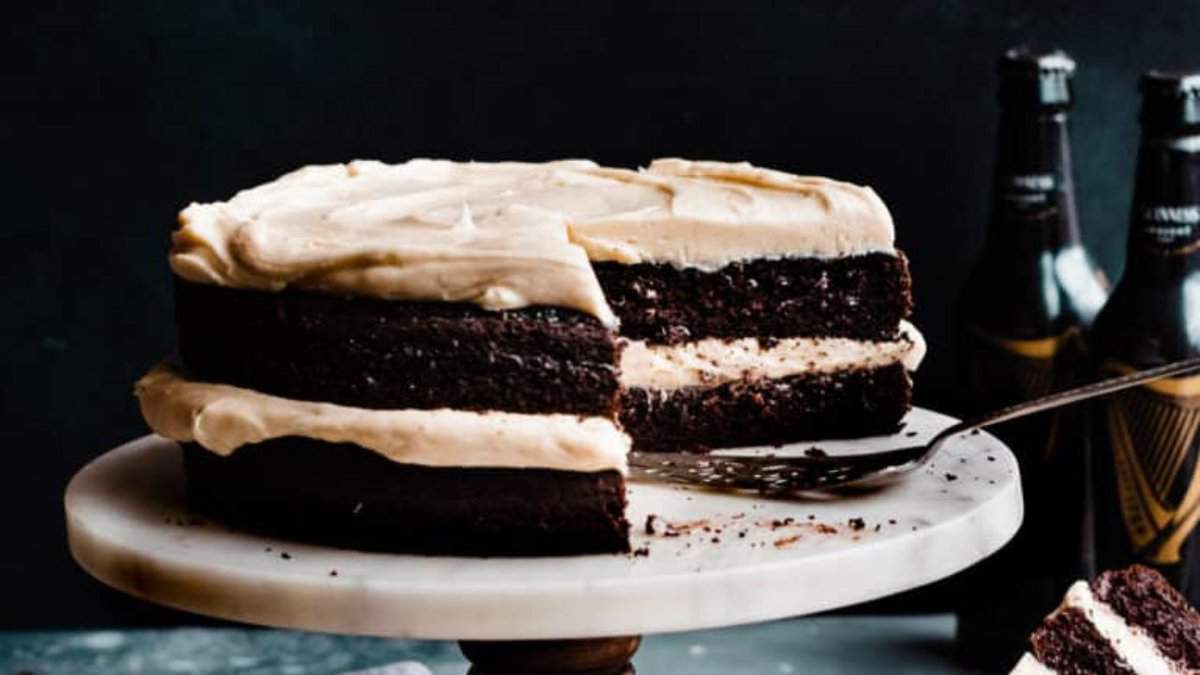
[1135,204,1200,251]
[1141,205,1200,224]
[1005,173,1057,192]
[1000,173,1058,207]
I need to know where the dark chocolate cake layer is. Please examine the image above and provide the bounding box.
[619,362,912,451]
[175,280,621,417]
[1030,608,1136,675]
[1091,565,1200,669]
[182,439,631,556]
[593,252,912,345]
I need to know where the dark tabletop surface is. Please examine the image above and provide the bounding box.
[0,615,984,675]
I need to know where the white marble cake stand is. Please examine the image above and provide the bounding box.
[66,407,1022,674]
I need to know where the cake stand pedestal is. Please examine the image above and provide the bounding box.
[66,407,1021,674]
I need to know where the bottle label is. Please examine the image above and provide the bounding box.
[998,172,1058,210]
[991,113,1075,232]
[1131,135,1200,255]
[995,171,1071,230]
[1102,360,1200,564]
[963,326,1084,462]
[1132,204,1200,254]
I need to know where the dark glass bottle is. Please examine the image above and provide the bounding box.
[1092,70,1200,602]
[955,47,1110,668]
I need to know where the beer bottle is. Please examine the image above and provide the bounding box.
[1092,70,1200,602]
[955,47,1109,667]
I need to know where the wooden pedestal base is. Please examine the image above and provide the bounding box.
[459,636,641,675]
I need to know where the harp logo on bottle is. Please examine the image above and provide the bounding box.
[1103,361,1200,564]
[963,326,1084,463]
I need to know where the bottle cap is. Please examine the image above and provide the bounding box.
[1139,70,1200,133]
[998,47,1075,109]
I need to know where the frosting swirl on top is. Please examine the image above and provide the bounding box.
[569,159,895,268]
[170,158,895,321]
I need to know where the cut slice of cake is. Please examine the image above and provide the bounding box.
[136,157,923,556]
[1011,565,1200,674]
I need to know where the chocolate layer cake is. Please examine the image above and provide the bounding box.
[1011,565,1200,674]
[136,157,923,556]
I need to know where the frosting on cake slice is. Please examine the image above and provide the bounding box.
[1012,566,1200,674]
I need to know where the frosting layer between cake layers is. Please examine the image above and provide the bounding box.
[1015,580,1180,675]
[170,158,896,323]
[621,320,926,390]
[136,364,630,474]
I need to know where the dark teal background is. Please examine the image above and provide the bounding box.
[5,1,1198,628]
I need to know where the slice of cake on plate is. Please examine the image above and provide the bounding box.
[135,157,924,556]
[1011,565,1200,674]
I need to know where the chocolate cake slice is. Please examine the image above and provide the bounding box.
[1011,565,1200,674]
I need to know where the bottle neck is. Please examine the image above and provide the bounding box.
[1124,133,1200,279]
[987,108,1082,250]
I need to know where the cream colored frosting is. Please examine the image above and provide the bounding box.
[170,158,896,319]
[620,321,926,391]
[172,160,619,325]
[569,158,895,268]
[135,364,630,474]
[1057,582,1179,675]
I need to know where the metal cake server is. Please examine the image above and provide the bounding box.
[628,356,1200,495]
